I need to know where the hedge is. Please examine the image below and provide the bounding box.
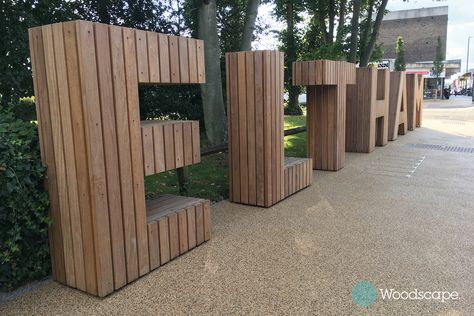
[0,109,50,291]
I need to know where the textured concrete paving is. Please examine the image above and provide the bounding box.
[2,98,474,315]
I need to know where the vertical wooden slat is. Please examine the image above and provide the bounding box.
[76,21,114,296]
[203,200,211,241]
[270,51,276,204]
[173,123,184,168]
[196,40,205,83]
[152,124,166,173]
[191,121,201,164]
[245,52,257,205]
[226,55,233,201]
[30,26,67,285]
[188,39,198,83]
[186,206,197,249]
[94,23,127,290]
[142,125,155,175]
[164,123,175,170]
[109,25,139,282]
[135,29,149,83]
[228,53,240,202]
[62,22,97,293]
[42,24,76,288]
[237,52,249,204]
[168,35,180,83]
[147,32,160,83]
[52,23,88,291]
[168,213,179,259]
[183,122,193,166]
[158,218,170,264]
[123,27,150,277]
[263,51,272,206]
[158,34,170,83]
[254,52,265,206]
[195,204,205,245]
[178,210,188,254]
[280,53,285,199]
[178,37,190,83]
[147,222,160,270]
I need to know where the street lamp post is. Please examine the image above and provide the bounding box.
[468,36,473,102]
[466,36,471,73]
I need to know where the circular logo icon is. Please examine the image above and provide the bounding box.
[352,281,377,307]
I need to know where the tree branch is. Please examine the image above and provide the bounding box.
[348,0,361,63]
[360,0,388,66]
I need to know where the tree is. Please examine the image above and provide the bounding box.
[275,0,305,115]
[358,0,388,66]
[348,0,361,63]
[240,0,261,50]
[0,0,75,108]
[197,0,227,145]
[432,36,444,98]
[303,0,349,60]
[347,0,388,65]
[394,36,406,71]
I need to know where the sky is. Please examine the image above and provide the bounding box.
[254,0,474,74]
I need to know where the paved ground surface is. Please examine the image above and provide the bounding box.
[2,97,474,315]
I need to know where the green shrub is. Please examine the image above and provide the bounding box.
[0,110,50,291]
[9,97,37,122]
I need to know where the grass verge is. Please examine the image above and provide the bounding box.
[145,115,306,202]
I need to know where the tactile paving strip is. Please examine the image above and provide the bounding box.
[407,143,474,153]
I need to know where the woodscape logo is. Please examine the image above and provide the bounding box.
[351,281,460,307]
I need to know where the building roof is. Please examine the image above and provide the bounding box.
[384,6,448,21]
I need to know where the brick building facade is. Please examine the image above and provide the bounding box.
[378,6,448,63]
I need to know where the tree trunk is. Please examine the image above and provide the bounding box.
[177,167,189,195]
[328,0,335,42]
[336,0,346,43]
[285,1,302,115]
[348,0,361,63]
[359,0,374,58]
[359,0,388,67]
[240,0,260,51]
[197,0,227,145]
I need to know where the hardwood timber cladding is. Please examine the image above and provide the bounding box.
[346,68,390,153]
[388,71,408,140]
[226,50,312,207]
[406,73,424,130]
[28,20,209,297]
[141,120,200,175]
[292,60,356,171]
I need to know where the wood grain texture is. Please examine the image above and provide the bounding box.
[406,74,423,130]
[227,51,312,207]
[388,71,408,140]
[293,60,356,170]
[346,67,389,153]
[29,20,210,297]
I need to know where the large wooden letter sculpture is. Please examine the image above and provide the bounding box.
[406,73,424,130]
[388,71,408,140]
[226,51,312,207]
[29,21,210,297]
[346,68,390,153]
[292,60,356,171]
